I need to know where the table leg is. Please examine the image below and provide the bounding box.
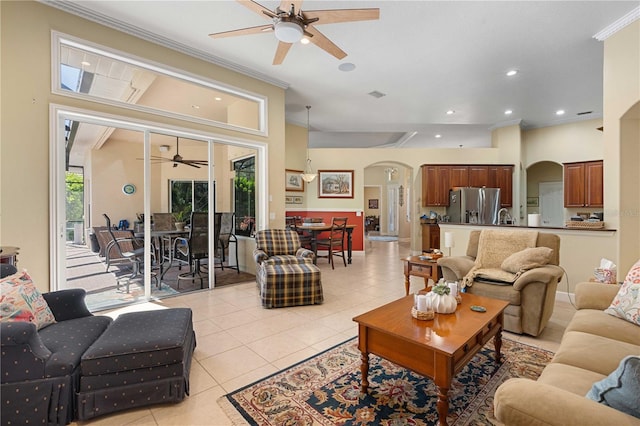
[436,386,450,426]
[347,229,353,264]
[494,321,504,363]
[360,350,370,394]
[311,231,318,265]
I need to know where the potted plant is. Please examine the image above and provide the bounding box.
[173,209,190,231]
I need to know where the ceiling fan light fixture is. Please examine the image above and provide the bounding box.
[274,20,303,43]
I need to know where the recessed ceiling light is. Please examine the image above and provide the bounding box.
[214,97,222,101]
[556,109,565,115]
[300,37,310,45]
[339,62,356,72]
[446,110,455,115]
[435,134,442,138]
[506,69,518,77]
[191,104,200,109]
[504,109,513,115]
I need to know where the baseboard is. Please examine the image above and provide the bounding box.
[555,290,575,304]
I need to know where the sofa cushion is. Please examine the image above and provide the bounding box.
[501,247,554,274]
[466,281,521,305]
[552,331,640,376]
[586,355,640,418]
[538,362,607,396]
[0,270,56,330]
[565,309,640,346]
[605,259,640,325]
[38,315,112,378]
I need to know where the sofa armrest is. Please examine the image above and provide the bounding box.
[0,322,51,383]
[42,288,92,321]
[253,248,268,265]
[495,378,640,426]
[575,282,620,310]
[296,247,315,260]
[512,265,564,291]
[437,256,475,281]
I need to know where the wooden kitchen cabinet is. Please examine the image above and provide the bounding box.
[468,166,489,187]
[421,165,451,206]
[421,223,440,251]
[564,160,603,208]
[488,165,514,207]
[449,165,469,188]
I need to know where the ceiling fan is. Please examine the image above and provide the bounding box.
[209,0,380,65]
[144,137,208,168]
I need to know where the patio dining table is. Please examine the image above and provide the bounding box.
[135,229,188,282]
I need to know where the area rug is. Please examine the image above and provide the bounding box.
[219,337,553,425]
[367,235,398,242]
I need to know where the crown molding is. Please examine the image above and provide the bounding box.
[40,0,290,89]
[593,5,640,41]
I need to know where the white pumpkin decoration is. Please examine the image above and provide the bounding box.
[431,283,458,314]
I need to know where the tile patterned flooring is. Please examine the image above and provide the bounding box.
[75,240,576,425]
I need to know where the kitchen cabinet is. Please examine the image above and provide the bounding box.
[468,166,489,187]
[564,160,603,208]
[421,165,451,206]
[449,166,469,188]
[488,165,514,207]
[422,164,513,207]
[421,223,440,251]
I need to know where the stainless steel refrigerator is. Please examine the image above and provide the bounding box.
[446,188,501,224]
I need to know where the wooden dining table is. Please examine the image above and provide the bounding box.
[298,224,357,264]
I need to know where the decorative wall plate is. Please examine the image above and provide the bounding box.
[122,184,136,195]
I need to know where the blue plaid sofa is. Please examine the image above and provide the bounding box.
[254,229,323,308]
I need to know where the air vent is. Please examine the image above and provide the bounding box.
[368,90,386,99]
[576,111,593,115]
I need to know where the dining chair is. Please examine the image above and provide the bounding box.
[218,212,239,273]
[315,217,347,269]
[286,216,313,250]
[101,214,146,277]
[174,212,209,289]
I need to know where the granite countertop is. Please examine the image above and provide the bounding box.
[439,222,616,232]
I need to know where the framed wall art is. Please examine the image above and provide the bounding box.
[368,199,379,209]
[526,197,539,207]
[318,170,354,198]
[285,169,304,192]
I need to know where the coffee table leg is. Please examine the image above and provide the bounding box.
[436,386,449,426]
[494,326,503,363]
[360,351,369,394]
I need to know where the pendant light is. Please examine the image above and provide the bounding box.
[300,105,317,183]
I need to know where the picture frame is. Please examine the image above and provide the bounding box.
[526,197,539,207]
[285,169,304,192]
[318,170,354,198]
[285,196,304,204]
[368,199,379,209]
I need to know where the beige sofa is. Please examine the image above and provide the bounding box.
[494,282,640,425]
[438,230,564,336]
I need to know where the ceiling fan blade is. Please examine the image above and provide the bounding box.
[303,8,380,25]
[305,26,347,60]
[236,0,273,19]
[273,41,293,65]
[209,24,273,39]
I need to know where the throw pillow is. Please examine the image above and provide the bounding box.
[501,247,554,274]
[605,259,640,325]
[0,270,56,330]
[586,355,640,418]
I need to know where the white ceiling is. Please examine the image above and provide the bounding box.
[58,1,639,148]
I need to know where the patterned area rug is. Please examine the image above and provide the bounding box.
[219,337,553,425]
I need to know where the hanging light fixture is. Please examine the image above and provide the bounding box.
[300,105,317,183]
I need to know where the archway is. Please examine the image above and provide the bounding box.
[526,161,563,227]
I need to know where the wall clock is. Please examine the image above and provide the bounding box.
[122,184,136,195]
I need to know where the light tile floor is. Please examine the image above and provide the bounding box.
[75,240,576,425]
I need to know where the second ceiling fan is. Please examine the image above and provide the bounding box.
[209,0,380,65]
[150,137,208,168]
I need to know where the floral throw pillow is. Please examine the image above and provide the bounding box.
[605,259,640,325]
[0,270,56,330]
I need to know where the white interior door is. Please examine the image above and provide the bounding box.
[387,184,399,235]
[539,181,564,227]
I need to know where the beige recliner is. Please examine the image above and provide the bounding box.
[437,230,564,336]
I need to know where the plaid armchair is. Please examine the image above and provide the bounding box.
[253,229,315,265]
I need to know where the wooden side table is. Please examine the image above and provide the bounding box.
[402,255,441,295]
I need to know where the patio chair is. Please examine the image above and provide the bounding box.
[316,217,347,269]
[174,212,210,288]
[218,212,239,273]
[102,214,145,278]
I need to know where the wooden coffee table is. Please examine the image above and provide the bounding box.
[402,255,441,295]
[353,293,509,426]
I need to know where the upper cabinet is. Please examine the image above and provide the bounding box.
[422,165,451,206]
[421,164,514,207]
[563,160,603,208]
